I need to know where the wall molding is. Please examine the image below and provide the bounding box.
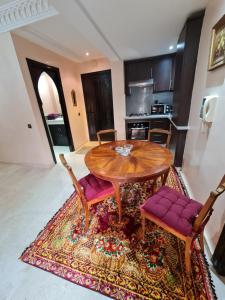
[0,0,58,33]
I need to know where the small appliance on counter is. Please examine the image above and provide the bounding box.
[151,102,172,115]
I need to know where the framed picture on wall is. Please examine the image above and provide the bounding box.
[71,89,77,106]
[209,14,225,70]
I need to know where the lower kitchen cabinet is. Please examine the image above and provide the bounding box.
[48,124,69,146]
[149,118,171,144]
[125,118,170,142]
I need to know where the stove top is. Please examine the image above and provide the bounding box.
[128,113,151,117]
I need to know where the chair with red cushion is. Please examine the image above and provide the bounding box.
[60,154,120,231]
[140,175,225,273]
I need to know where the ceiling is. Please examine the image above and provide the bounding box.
[8,0,208,62]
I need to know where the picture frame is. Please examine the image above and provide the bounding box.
[71,89,77,106]
[209,14,225,70]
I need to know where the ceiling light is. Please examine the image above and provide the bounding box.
[169,45,174,50]
[177,42,185,50]
[85,52,90,56]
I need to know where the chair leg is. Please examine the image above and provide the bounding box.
[185,237,192,273]
[199,231,204,253]
[84,206,90,232]
[152,178,157,194]
[141,215,146,240]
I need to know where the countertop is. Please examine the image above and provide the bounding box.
[124,114,189,131]
[124,114,172,120]
[46,117,64,125]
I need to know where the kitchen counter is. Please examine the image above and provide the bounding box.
[46,117,64,125]
[124,114,172,120]
[125,114,189,131]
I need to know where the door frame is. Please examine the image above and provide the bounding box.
[26,58,74,163]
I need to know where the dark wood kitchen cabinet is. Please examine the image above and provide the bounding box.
[124,54,175,95]
[153,55,175,93]
[49,124,69,146]
[172,11,205,167]
[124,59,153,95]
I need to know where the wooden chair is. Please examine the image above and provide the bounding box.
[59,154,119,231]
[148,128,171,148]
[97,129,117,145]
[140,175,225,273]
[148,128,172,190]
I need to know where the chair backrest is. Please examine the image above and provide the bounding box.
[59,154,86,205]
[148,128,171,148]
[97,129,117,145]
[193,174,225,233]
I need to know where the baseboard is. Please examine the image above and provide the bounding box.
[0,160,55,169]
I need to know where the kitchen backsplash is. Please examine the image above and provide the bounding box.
[126,87,173,115]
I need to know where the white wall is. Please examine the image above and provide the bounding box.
[0,33,53,167]
[12,34,89,154]
[111,60,126,140]
[183,0,225,253]
[0,33,125,167]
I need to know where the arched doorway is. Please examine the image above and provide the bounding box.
[26,59,74,163]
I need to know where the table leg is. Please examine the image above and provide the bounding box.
[162,168,170,186]
[112,182,122,223]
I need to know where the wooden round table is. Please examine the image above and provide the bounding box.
[85,140,173,221]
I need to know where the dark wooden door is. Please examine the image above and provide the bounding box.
[81,70,115,141]
[26,59,74,163]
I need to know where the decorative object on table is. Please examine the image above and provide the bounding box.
[141,174,225,273]
[20,168,216,300]
[115,144,133,156]
[71,89,77,106]
[209,14,225,70]
[97,129,117,145]
[59,154,118,231]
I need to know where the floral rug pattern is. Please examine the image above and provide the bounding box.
[21,168,216,299]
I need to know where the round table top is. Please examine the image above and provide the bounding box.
[85,140,173,183]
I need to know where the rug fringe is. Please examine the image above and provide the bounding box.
[200,249,218,300]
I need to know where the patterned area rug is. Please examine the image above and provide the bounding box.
[21,168,216,299]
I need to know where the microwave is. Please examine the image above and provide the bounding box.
[151,104,171,115]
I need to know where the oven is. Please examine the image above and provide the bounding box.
[127,121,149,140]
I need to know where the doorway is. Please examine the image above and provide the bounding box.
[81,70,115,141]
[27,58,74,163]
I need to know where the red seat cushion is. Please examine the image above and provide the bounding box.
[79,174,114,201]
[141,186,203,236]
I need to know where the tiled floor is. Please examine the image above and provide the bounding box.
[53,146,70,162]
[0,143,225,299]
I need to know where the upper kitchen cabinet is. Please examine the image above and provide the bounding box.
[152,54,176,93]
[124,54,175,95]
[124,59,153,95]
